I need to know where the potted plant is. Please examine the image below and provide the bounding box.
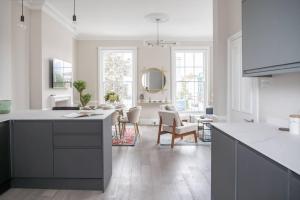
[73,80,92,107]
[104,91,120,104]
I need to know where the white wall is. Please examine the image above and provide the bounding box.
[11,1,31,110]
[76,40,212,121]
[0,0,12,100]
[213,0,242,116]
[29,10,43,109]
[5,3,75,110]
[259,73,300,126]
[41,12,74,109]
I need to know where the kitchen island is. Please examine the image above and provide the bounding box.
[0,109,113,192]
[211,123,300,200]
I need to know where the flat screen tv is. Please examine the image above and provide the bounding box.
[50,58,72,88]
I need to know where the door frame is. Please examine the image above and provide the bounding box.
[227,32,260,122]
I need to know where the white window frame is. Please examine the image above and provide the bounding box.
[171,46,211,113]
[97,47,137,107]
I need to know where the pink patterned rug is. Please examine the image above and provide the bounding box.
[112,127,137,146]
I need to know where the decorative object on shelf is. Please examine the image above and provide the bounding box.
[17,0,26,30]
[73,80,91,107]
[144,13,177,47]
[142,68,166,93]
[0,100,12,114]
[104,91,120,103]
[139,99,170,104]
[139,93,145,100]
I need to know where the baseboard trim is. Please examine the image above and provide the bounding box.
[0,180,10,195]
[139,118,159,125]
[11,178,103,191]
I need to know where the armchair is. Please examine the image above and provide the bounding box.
[157,110,198,148]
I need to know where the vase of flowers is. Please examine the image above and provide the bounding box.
[104,91,120,104]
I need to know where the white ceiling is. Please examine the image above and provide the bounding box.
[46,0,213,40]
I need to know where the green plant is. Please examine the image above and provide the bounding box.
[104,91,120,103]
[73,80,92,107]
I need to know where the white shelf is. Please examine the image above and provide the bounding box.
[138,100,170,104]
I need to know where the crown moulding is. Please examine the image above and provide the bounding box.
[21,0,46,10]
[19,0,78,36]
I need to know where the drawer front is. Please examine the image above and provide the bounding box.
[54,149,102,178]
[53,121,102,148]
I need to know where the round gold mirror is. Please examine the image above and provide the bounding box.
[141,68,166,93]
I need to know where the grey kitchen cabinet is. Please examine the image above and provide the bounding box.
[0,121,10,194]
[290,171,300,200]
[12,121,53,178]
[242,0,300,76]
[211,128,236,200]
[237,142,289,200]
[54,149,102,178]
[53,120,103,179]
[10,117,112,191]
[53,121,102,148]
[211,126,300,199]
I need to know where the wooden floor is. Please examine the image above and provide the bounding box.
[0,126,211,200]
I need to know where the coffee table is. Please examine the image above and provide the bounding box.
[192,116,214,142]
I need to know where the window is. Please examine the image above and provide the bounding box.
[172,48,210,112]
[98,48,137,108]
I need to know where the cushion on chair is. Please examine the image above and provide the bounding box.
[162,122,198,134]
[160,104,191,122]
[165,105,176,111]
[159,111,183,127]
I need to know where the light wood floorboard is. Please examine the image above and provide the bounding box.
[0,126,211,200]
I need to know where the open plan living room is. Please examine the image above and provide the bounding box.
[1,0,300,199]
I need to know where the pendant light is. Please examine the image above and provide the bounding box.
[72,0,77,24]
[18,0,26,30]
[144,13,177,48]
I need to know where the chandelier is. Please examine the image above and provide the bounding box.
[144,13,177,47]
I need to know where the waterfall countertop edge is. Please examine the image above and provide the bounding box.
[212,122,300,176]
[0,109,115,122]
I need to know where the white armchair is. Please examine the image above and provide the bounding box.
[159,104,190,122]
[157,110,198,148]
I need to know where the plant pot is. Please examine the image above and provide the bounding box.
[0,100,12,114]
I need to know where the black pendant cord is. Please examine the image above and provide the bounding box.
[21,0,24,22]
[73,0,76,22]
[156,19,160,45]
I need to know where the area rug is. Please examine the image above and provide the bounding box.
[159,133,211,146]
[112,127,137,146]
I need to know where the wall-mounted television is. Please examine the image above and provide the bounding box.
[50,58,72,88]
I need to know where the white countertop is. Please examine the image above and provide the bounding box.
[212,123,300,175]
[0,109,115,123]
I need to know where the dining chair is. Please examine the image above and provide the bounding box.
[119,106,142,140]
[111,111,121,139]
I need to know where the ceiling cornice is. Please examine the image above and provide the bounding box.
[23,0,45,10]
[75,35,213,42]
[42,1,78,36]
[22,0,78,37]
